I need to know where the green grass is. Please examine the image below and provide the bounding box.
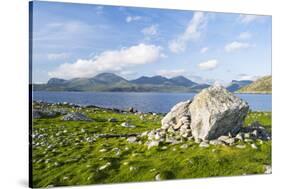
[32,104,271,188]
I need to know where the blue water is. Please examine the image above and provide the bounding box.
[33,92,272,113]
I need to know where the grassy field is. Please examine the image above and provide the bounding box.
[31,103,272,188]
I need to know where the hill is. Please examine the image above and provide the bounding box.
[226,80,253,92]
[238,76,272,93]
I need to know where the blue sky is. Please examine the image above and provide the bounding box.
[32,1,272,85]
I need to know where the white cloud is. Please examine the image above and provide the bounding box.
[239,14,263,24]
[141,25,158,36]
[48,43,164,79]
[47,53,69,60]
[224,41,251,52]
[238,32,252,40]
[169,12,207,53]
[238,74,259,81]
[126,16,141,23]
[156,69,186,78]
[200,47,208,53]
[198,59,218,70]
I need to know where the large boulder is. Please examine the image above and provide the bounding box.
[161,100,191,130]
[189,85,249,140]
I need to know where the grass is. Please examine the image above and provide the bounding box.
[31,104,271,188]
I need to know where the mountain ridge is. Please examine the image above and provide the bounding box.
[33,73,262,93]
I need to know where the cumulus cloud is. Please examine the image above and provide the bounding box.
[142,25,158,36]
[224,41,251,52]
[238,32,252,40]
[156,69,186,78]
[198,59,218,70]
[47,53,69,60]
[169,12,207,53]
[238,14,263,24]
[200,47,208,53]
[126,16,141,23]
[48,43,164,79]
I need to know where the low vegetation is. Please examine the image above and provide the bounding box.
[31,102,271,188]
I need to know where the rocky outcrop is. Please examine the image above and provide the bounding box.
[189,85,249,140]
[61,112,92,121]
[32,109,61,119]
[142,85,270,148]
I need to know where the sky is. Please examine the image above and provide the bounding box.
[31,1,272,85]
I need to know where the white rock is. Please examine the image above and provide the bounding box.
[189,85,249,140]
[99,162,111,170]
[264,165,272,174]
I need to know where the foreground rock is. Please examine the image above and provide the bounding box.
[33,109,61,119]
[189,85,249,140]
[61,112,92,121]
[141,85,271,149]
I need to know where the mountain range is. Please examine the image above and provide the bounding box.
[33,72,259,93]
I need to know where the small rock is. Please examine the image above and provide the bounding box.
[99,148,107,152]
[180,144,188,149]
[236,144,246,149]
[209,140,224,145]
[199,142,209,148]
[129,166,137,171]
[161,146,168,150]
[121,122,136,128]
[251,143,258,149]
[264,165,272,174]
[99,162,111,170]
[195,138,202,144]
[62,112,92,121]
[127,136,137,143]
[155,174,162,181]
[147,140,159,149]
[108,118,118,122]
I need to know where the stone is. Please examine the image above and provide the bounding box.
[264,165,272,174]
[235,133,244,141]
[129,166,137,171]
[147,140,159,149]
[218,136,236,145]
[161,100,192,130]
[99,162,111,170]
[155,174,162,181]
[121,122,136,128]
[199,141,209,148]
[127,136,138,143]
[236,144,246,149]
[128,107,136,113]
[62,112,92,121]
[161,146,168,150]
[99,148,107,152]
[108,118,118,122]
[195,138,202,144]
[33,109,60,119]
[189,85,249,140]
[209,140,224,145]
[251,143,258,149]
[180,144,188,149]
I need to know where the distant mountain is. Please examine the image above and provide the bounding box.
[238,76,272,93]
[93,73,128,84]
[169,76,197,87]
[130,75,172,85]
[33,73,211,92]
[226,80,253,92]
